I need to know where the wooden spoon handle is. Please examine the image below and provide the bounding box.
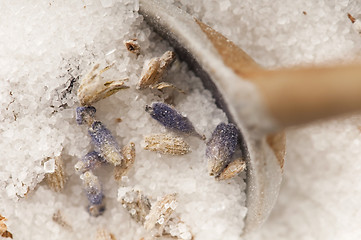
[197,19,361,129]
[249,65,361,127]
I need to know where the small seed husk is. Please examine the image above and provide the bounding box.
[77,63,129,106]
[114,142,136,181]
[144,193,177,232]
[216,158,246,180]
[137,51,176,90]
[45,156,66,192]
[144,134,190,155]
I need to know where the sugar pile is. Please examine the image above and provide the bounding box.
[0,1,246,240]
[246,117,361,240]
[1,0,361,240]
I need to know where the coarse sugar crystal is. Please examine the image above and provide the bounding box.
[43,159,56,173]
[3,0,360,240]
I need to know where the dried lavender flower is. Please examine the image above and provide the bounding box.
[348,13,361,34]
[206,123,239,176]
[44,156,66,192]
[118,188,152,224]
[0,214,12,239]
[150,82,185,94]
[114,142,135,181]
[216,158,246,180]
[81,171,103,206]
[87,202,106,217]
[144,193,177,232]
[137,51,176,90]
[88,121,123,166]
[75,151,105,175]
[52,210,72,230]
[77,63,129,106]
[96,228,116,240]
[124,39,140,56]
[76,106,96,126]
[144,134,190,155]
[159,51,175,70]
[145,102,202,138]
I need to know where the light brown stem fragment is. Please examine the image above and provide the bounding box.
[96,228,117,240]
[114,142,136,181]
[195,19,262,78]
[45,156,66,192]
[0,214,12,239]
[144,134,190,156]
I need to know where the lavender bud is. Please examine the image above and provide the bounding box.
[206,123,239,176]
[76,106,96,126]
[81,171,103,205]
[145,102,200,137]
[88,121,123,166]
[87,202,106,217]
[75,151,105,174]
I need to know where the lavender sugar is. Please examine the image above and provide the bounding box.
[0,1,276,240]
[1,0,361,239]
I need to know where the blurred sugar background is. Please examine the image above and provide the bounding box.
[1,0,361,239]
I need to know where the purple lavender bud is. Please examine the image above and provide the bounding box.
[82,171,104,205]
[145,102,199,136]
[87,190,103,205]
[74,151,105,174]
[84,150,106,164]
[206,123,239,176]
[88,121,123,166]
[76,106,96,125]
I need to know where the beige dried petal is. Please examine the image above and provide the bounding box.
[114,142,136,181]
[216,158,246,180]
[137,58,161,90]
[159,51,175,70]
[348,13,356,24]
[1,231,12,239]
[151,82,185,94]
[0,221,6,235]
[45,156,66,192]
[77,63,129,106]
[144,193,177,231]
[52,210,72,230]
[124,39,140,56]
[0,214,12,239]
[137,51,176,90]
[144,134,190,155]
[118,188,152,224]
[96,228,116,240]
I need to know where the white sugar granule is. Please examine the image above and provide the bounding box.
[43,159,56,173]
[2,0,361,240]
[0,1,246,239]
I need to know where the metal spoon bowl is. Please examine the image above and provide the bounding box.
[139,0,361,234]
[139,0,284,234]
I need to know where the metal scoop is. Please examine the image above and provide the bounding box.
[139,0,361,234]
